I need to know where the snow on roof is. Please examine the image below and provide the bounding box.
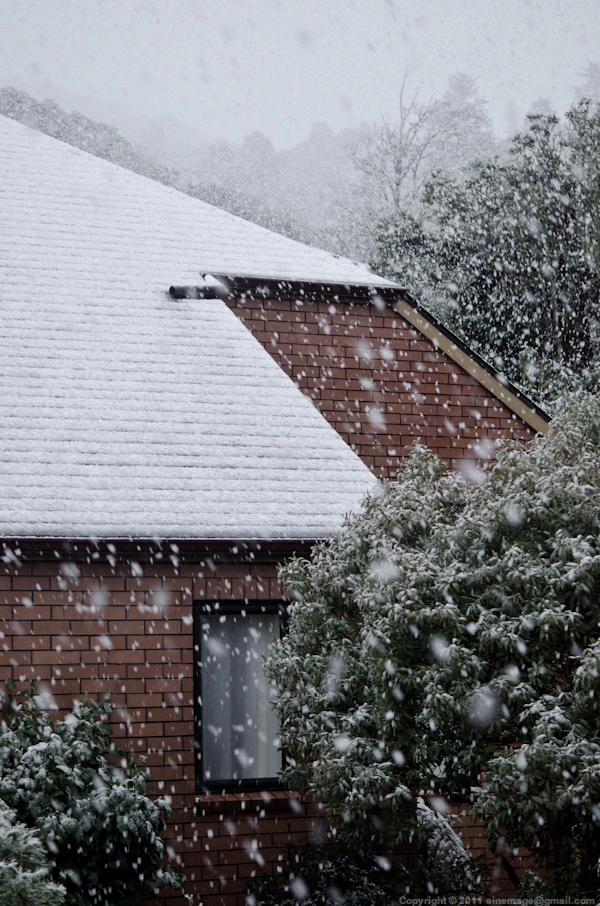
[0,115,378,540]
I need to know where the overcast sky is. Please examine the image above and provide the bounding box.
[1,0,599,149]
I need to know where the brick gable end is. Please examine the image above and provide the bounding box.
[226,295,535,478]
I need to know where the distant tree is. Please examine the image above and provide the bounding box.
[239,131,279,191]
[184,177,313,243]
[0,87,177,184]
[427,73,497,175]
[526,97,556,118]
[567,99,600,270]
[276,123,368,259]
[576,62,600,103]
[351,73,496,220]
[351,83,436,216]
[266,398,600,897]
[372,102,600,401]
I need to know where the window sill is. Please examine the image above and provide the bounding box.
[194,788,304,814]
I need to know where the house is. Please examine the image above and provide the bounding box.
[0,113,547,905]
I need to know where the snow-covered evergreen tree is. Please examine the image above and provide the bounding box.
[0,799,65,905]
[0,685,180,905]
[371,102,600,404]
[266,398,600,895]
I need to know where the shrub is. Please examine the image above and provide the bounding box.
[247,845,391,906]
[0,684,180,905]
[266,398,600,895]
[0,798,66,906]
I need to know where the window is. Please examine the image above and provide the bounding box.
[193,600,284,791]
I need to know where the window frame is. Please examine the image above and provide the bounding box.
[193,599,286,793]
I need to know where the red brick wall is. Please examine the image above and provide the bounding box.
[0,551,527,900]
[0,551,334,906]
[448,802,533,895]
[226,295,536,478]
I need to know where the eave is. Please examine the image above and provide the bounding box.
[0,538,317,564]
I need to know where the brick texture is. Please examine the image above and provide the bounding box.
[226,295,536,478]
[447,801,535,895]
[0,553,353,906]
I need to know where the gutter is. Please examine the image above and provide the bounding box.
[0,538,316,563]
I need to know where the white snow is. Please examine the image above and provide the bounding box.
[0,115,378,540]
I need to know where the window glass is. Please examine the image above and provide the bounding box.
[199,609,280,783]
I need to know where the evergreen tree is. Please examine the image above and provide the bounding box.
[0,799,65,906]
[0,686,180,906]
[266,398,600,895]
[372,103,600,402]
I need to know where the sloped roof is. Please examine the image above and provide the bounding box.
[0,115,378,540]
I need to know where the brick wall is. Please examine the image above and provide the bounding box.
[448,801,533,895]
[0,549,526,901]
[226,295,535,478]
[0,548,336,906]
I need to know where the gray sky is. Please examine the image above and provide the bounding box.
[1,0,598,148]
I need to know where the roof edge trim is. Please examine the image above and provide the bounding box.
[392,293,550,435]
[214,274,398,299]
[0,538,318,561]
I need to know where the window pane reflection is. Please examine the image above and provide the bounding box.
[200,611,280,781]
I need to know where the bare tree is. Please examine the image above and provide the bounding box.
[351,73,496,218]
[576,62,600,103]
[351,77,438,214]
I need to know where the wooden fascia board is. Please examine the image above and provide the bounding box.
[392,297,549,435]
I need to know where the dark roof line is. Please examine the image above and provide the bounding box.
[169,275,397,302]
[0,537,316,562]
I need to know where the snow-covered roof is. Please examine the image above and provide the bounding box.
[0,115,378,540]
